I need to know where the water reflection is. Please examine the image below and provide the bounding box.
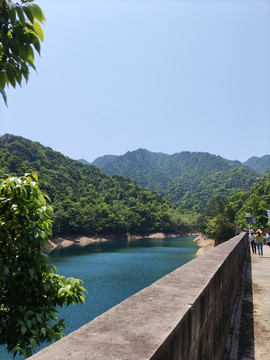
[49,236,195,257]
[49,238,129,257]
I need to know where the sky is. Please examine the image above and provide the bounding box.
[0,0,269,163]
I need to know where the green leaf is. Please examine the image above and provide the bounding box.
[26,320,32,329]
[0,72,6,89]
[26,347,33,357]
[32,173,38,181]
[21,67,29,82]
[21,326,27,335]
[9,7,16,25]
[32,38,41,54]
[27,55,36,70]
[20,348,27,358]
[26,44,34,60]
[40,231,46,240]
[36,313,42,324]
[33,22,44,42]
[0,88,8,106]
[29,268,34,279]
[22,6,34,23]
[14,68,22,86]
[32,4,46,22]
[6,68,16,88]
[16,6,26,27]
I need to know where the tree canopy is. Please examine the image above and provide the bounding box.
[0,173,86,358]
[204,174,270,242]
[93,148,264,212]
[0,0,45,104]
[0,134,202,236]
[1,134,268,246]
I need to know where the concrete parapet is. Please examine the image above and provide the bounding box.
[29,233,248,360]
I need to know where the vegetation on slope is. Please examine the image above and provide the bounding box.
[204,174,270,243]
[92,149,263,211]
[1,135,268,244]
[0,135,200,237]
[243,155,270,174]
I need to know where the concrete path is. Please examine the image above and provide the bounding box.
[238,244,270,359]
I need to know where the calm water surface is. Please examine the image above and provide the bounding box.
[1,235,198,359]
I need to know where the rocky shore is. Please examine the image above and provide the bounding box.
[193,233,215,256]
[45,232,214,255]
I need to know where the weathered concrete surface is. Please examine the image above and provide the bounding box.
[29,233,247,360]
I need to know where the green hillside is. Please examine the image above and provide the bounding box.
[204,173,270,243]
[0,134,200,237]
[78,159,91,165]
[243,155,270,174]
[92,149,263,211]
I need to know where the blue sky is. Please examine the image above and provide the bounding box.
[0,0,269,163]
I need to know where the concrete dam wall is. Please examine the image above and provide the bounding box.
[30,232,248,360]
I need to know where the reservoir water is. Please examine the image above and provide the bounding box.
[0,235,198,360]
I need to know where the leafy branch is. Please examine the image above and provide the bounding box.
[0,0,45,105]
[0,173,86,358]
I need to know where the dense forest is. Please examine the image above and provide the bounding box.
[203,173,270,243]
[0,134,201,237]
[0,134,269,243]
[243,155,270,175]
[93,149,270,242]
[92,149,264,211]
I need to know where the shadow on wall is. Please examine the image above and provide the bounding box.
[238,251,255,359]
[222,249,255,360]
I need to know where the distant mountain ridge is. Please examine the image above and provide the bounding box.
[78,159,91,165]
[93,149,270,174]
[243,155,270,174]
[92,149,267,211]
[0,135,199,237]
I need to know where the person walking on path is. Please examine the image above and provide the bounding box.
[256,229,264,257]
[266,232,270,247]
[249,230,257,254]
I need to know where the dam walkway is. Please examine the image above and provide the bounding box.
[224,244,270,360]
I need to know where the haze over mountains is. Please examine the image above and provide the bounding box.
[92,149,269,211]
[92,149,270,174]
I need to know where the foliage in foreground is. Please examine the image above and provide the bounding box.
[0,174,86,358]
[0,0,45,105]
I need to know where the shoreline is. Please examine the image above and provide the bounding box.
[193,233,215,256]
[45,232,214,256]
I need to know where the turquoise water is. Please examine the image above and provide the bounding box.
[0,235,198,359]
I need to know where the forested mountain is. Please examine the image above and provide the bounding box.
[78,159,91,165]
[243,155,270,174]
[204,173,270,243]
[0,134,200,237]
[92,149,264,211]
